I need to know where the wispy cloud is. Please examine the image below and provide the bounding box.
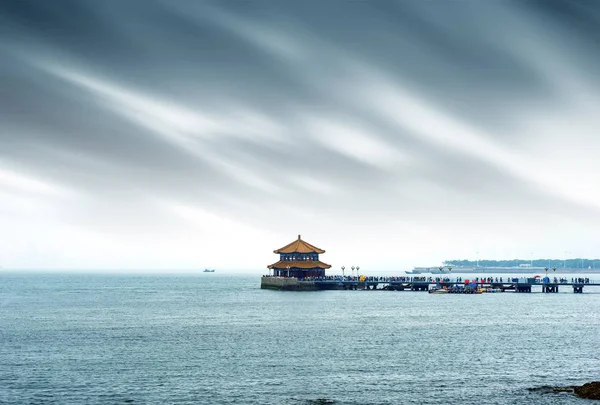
[1,0,599,270]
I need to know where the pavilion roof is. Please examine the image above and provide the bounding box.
[267,260,331,269]
[274,235,325,254]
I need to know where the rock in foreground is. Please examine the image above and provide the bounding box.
[574,381,600,400]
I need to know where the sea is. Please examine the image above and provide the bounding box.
[1,272,599,405]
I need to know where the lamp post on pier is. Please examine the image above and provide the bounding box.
[351,266,355,278]
[286,265,290,278]
[356,266,360,277]
[341,265,345,278]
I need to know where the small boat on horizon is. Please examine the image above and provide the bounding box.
[203,269,216,273]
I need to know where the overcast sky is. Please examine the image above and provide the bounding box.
[1,1,600,272]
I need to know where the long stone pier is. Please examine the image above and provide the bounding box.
[261,276,599,293]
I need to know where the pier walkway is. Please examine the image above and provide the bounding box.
[303,276,600,293]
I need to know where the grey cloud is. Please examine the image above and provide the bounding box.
[1,0,600,265]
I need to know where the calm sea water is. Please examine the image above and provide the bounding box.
[1,273,599,405]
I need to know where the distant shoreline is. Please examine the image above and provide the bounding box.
[409,267,600,274]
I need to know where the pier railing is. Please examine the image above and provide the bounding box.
[289,275,598,285]
[261,275,599,292]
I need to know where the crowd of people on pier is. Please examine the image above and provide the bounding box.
[263,274,593,284]
[294,275,439,282]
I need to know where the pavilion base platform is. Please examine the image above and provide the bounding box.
[260,277,320,291]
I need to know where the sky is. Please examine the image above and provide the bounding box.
[1,0,600,272]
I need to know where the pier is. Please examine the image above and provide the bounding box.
[261,275,600,293]
[316,276,599,293]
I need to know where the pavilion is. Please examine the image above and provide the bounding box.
[268,235,331,278]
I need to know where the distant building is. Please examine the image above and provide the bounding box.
[268,235,331,278]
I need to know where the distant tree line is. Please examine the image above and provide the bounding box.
[444,259,600,269]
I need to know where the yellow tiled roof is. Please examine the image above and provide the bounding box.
[273,235,325,254]
[267,260,332,269]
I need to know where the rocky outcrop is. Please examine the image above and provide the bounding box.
[529,381,600,400]
[574,382,600,400]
